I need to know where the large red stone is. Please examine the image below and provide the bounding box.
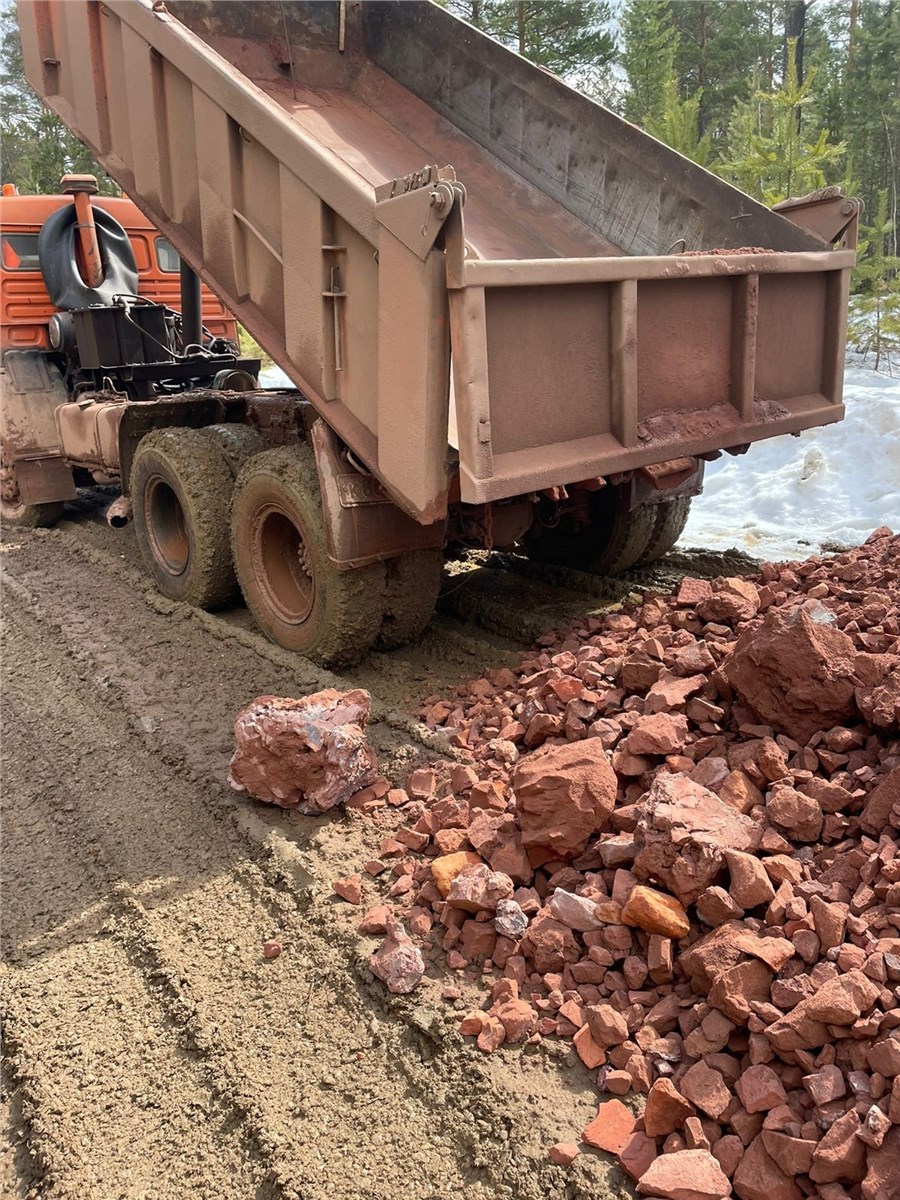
[862,1126,900,1200]
[229,689,378,812]
[369,917,424,995]
[518,908,581,973]
[633,773,761,905]
[582,1099,635,1154]
[855,655,900,731]
[802,968,880,1024]
[513,739,617,858]
[643,1078,695,1137]
[446,864,514,913]
[860,767,900,836]
[680,922,794,992]
[732,1134,802,1200]
[636,1149,732,1200]
[724,600,858,742]
[809,1109,867,1185]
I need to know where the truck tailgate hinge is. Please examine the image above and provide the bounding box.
[374,165,464,260]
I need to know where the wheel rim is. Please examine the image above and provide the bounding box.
[146,475,189,575]
[251,503,315,624]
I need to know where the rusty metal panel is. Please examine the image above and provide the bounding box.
[13,456,76,505]
[1,350,68,458]
[452,252,849,503]
[311,420,444,567]
[756,274,829,403]
[483,284,612,455]
[0,350,76,503]
[376,233,450,522]
[637,279,734,418]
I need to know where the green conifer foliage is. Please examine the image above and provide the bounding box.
[719,41,845,204]
[849,190,900,371]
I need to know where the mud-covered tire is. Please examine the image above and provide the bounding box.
[377,549,444,650]
[199,424,268,478]
[589,494,656,574]
[1,497,64,529]
[524,484,656,575]
[231,444,385,667]
[634,497,692,567]
[131,427,237,608]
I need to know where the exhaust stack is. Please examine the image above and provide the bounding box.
[106,496,133,528]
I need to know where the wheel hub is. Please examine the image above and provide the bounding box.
[146,475,190,576]
[251,504,315,625]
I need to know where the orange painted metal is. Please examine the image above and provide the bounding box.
[62,173,103,288]
[0,192,238,352]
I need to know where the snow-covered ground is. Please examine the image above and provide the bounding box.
[681,365,900,561]
[261,362,899,563]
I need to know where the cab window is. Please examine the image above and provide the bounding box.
[155,236,180,272]
[1,233,40,271]
[128,234,151,272]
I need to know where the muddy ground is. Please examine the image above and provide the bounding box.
[0,488,755,1200]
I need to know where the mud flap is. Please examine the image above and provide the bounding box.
[310,419,445,570]
[0,350,76,503]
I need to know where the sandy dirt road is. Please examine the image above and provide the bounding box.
[0,491,749,1200]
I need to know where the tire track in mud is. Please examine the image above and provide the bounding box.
[2,530,625,1200]
[2,602,278,1200]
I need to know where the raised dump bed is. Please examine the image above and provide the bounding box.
[13,0,859,664]
[18,0,858,519]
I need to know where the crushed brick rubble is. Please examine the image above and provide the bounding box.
[236,528,900,1199]
[352,528,900,1199]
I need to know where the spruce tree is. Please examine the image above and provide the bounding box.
[645,82,713,166]
[719,42,845,204]
[849,190,900,371]
[0,4,114,194]
[620,0,677,126]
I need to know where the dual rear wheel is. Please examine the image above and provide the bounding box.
[130,429,442,666]
[524,484,691,574]
[130,428,690,665]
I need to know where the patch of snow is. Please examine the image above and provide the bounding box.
[259,364,292,388]
[681,366,900,561]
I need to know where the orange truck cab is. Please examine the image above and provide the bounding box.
[1,179,257,527]
[1,185,237,353]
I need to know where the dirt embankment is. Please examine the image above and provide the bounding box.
[0,491,752,1200]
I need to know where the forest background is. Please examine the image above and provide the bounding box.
[2,0,898,362]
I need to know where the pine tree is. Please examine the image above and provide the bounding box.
[0,4,114,194]
[849,190,900,371]
[719,42,845,204]
[842,0,900,258]
[620,0,677,126]
[645,81,713,166]
[442,0,616,87]
[671,2,778,149]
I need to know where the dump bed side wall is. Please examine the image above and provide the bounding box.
[17,0,452,523]
[362,3,824,258]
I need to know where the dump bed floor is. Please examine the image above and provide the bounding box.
[208,35,620,261]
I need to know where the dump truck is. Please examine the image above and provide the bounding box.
[0,174,262,518]
[11,0,860,666]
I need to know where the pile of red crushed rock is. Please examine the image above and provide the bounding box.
[344,528,900,1200]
